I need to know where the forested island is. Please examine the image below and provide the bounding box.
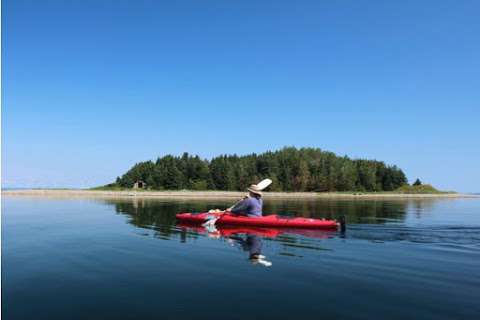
[106,147,420,192]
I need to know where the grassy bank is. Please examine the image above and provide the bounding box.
[394,184,452,194]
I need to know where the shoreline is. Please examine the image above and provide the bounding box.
[2,189,478,200]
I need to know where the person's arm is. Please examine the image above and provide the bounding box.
[229,198,251,214]
[225,195,248,211]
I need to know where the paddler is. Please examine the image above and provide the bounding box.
[226,184,263,217]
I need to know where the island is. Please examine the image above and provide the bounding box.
[4,147,477,199]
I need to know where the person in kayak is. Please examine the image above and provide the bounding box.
[226,184,263,217]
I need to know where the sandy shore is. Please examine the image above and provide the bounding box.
[2,189,477,200]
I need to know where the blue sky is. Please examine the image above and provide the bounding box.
[2,0,479,192]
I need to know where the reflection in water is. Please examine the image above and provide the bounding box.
[105,198,370,266]
[100,197,475,248]
[227,234,272,267]
[177,223,274,265]
[4,197,480,320]
[266,198,436,223]
[107,199,233,240]
[104,197,422,226]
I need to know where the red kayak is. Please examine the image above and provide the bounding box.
[176,212,345,230]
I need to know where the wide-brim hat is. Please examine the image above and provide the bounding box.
[247,184,263,196]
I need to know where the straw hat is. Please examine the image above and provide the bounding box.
[247,184,263,196]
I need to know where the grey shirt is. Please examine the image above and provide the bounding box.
[230,197,263,217]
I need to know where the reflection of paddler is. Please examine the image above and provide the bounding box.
[228,234,272,267]
[245,235,262,259]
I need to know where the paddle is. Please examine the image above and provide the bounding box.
[202,178,272,229]
[255,178,273,191]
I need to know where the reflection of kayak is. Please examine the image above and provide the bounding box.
[176,212,345,230]
[178,223,282,238]
[177,223,335,239]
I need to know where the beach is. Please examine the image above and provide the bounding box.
[2,189,477,199]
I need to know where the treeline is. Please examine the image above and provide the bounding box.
[112,147,407,192]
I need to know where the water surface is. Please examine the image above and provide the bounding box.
[3,197,480,319]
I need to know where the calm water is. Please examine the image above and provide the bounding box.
[2,197,480,319]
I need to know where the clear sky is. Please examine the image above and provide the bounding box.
[2,0,479,192]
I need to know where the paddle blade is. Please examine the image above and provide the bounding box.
[257,178,272,190]
[203,221,219,233]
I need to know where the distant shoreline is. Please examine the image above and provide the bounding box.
[2,189,478,199]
